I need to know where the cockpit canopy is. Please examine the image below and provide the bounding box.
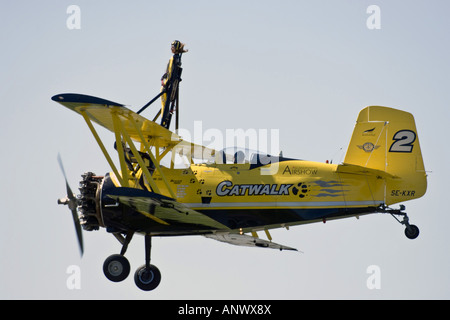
[213,147,278,165]
[168,145,295,169]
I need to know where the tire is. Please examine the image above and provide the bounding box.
[134,264,161,291]
[103,254,131,282]
[405,224,420,240]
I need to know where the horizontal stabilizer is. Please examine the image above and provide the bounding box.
[205,233,298,251]
[336,163,398,179]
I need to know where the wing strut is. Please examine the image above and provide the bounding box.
[111,112,161,194]
[79,106,178,198]
[112,112,130,187]
[128,115,177,199]
[81,111,125,186]
[136,90,165,115]
[110,111,178,199]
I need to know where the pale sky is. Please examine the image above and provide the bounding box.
[1,0,449,299]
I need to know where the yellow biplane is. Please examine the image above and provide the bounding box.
[54,91,427,291]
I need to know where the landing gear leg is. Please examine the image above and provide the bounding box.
[134,235,161,291]
[378,205,420,240]
[103,231,133,282]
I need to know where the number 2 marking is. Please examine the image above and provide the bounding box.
[389,130,416,153]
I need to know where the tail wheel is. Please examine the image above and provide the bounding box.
[405,224,420,240]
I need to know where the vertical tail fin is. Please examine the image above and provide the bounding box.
[344,106,427,205]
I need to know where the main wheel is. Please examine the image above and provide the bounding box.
[134,264,161,291]
[103,254,131,282]
[405,224,420,239]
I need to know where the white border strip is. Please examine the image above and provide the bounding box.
[184,200,384,209]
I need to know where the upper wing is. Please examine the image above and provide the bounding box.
[53,93,176,147]
[52,93,216,158]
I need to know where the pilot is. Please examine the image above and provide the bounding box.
[160,40,188,117]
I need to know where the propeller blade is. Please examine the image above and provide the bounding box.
[57,154,76,201]
[57,153,84,256]
[70,207,84,256]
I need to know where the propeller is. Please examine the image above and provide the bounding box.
[57,154,84,256]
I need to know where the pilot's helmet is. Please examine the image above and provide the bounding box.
[171,40,181,52]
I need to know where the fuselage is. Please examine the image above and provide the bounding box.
[96,155,386,236]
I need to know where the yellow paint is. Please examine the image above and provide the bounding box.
[264,229,272,241]
[129,116,177,199]
[111,112,130,187]
[137,210,170,226]
[115,116,161,194]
